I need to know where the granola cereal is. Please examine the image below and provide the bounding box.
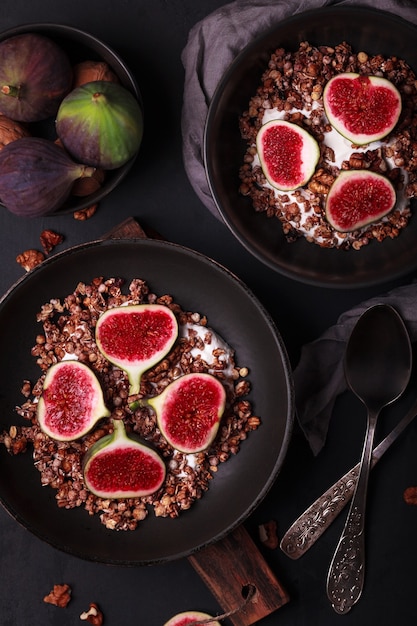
[0,277,259,531]
[239,41,417,249]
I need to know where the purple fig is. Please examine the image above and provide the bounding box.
[325,169,396,232]
[0,33,73,122]
[37,361,110,442]
[0,137,96,216]
[95,304,179,396]
[148,373,226,453]
[323,73,402,145]
[256,120,319,191]
[163,612,220,626]
[83,418,166,498]
[56,80,143,169]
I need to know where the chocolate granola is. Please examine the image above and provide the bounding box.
[0,277,259,531]
[239,41,417,249]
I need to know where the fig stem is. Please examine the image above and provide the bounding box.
[81,166,97,179]
[1,84,20,98]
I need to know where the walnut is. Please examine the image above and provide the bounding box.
[258,519,279,549]
[16,249,45,271]
[72,60,119,88]
[73,203,98,220]
[43,583,72,608]
[40,229,64,254]
[80,602,104,625]
[72,169,105,196]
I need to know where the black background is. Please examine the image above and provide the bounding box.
[0,1,416,625]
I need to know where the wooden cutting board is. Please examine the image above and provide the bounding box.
[105,217,290,625]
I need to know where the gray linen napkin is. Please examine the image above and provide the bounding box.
[181,0,417,219]
[293,283,417,455]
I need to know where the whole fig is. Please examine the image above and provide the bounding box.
[0,33,73,122]
[0,137,95,217]
[56,80,143,169]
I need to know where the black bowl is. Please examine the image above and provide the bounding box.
[0,238,294,565]
[0,23,142,215]
[204,7,417,288]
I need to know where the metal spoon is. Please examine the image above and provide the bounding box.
[326,304,412,614]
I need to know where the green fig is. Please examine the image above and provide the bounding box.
[56,80,143,169]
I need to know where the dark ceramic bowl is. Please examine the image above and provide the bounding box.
[0,238,294,565]
[204,7,417,288]
[0,23,142,215]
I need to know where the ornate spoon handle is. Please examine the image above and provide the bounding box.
[326,409,378,613]
[280,397,417,560]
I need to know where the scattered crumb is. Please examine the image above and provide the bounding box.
[258,519,279,549]
[43,583,72,608]
[403,486,417,505]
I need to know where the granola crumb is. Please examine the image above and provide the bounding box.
[73,204,98,220]
[403,486,417,505]
[40,229,64,254]
[16,249,45,271]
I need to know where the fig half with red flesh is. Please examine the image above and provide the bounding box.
[325,169,396,232]
[83,418,166,498]
[0,33,73,122]
[163,611,221,626]
[37,360,110,442]
[323,73,402,145]
[256,119,319,191]
[95,304,179,396]
[148,373,226,453]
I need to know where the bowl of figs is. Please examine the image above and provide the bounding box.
[0,23,143,217]
[204,6,417,288]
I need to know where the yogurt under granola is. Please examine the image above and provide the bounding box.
[239,41,417,250]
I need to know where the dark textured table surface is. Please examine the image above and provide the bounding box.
[0,1,416,625]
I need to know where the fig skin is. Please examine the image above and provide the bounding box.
[0,33,73,122]
[0,136,96,217]
[56,80,143,169]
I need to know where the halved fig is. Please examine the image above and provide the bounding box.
[148,373,226,453]
[95,304,179,396]
[325,169,396,232]
[323,73,402,145]
[163,611,220,626]
[256,119,319,191]
[37,361,110,441]
[83,418,166,498]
